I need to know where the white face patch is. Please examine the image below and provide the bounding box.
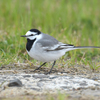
[25,31,39,40]
[26,31,37,36]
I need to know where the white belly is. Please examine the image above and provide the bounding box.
[27,47,66,62]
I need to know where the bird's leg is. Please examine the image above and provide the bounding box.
[46,61,56,74]
[33,62,46,72]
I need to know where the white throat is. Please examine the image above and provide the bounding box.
[35,33,42,41]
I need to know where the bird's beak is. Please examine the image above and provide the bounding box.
[21,35,27,37]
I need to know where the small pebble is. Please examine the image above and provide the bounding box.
[8,79,22,87]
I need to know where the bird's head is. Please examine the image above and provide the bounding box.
[21,29,41,40]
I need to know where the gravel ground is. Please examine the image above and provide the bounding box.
[0,63,100,100]
[0,69,100,100]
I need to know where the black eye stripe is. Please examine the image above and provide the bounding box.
[28,34,34,36]
[26,34,37,37]
[30,34,34,36]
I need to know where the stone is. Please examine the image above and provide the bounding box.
[8,79,22,87]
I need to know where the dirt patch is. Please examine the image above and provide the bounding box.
[0,62,100,100]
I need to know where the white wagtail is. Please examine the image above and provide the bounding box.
[21,29,100,74]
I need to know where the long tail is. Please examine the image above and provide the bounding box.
[65,46,100,52]
[74,46,100,49]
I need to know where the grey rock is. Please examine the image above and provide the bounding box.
[49,76,58,79]
[80,82,88,86]
[8,79,22,87]
[39,79,51,81]
[23,75,31,78]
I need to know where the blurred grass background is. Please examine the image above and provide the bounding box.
[0,0,100,69]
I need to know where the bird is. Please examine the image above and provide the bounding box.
[21,29,100,74]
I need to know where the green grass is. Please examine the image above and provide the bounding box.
[0,0,100,70]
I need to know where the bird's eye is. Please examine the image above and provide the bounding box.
[30,34,34,36]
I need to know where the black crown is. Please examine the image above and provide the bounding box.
[29,29,41,34]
